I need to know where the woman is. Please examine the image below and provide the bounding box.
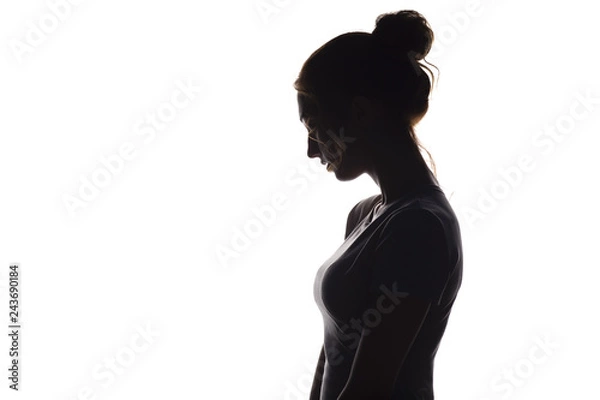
[294,10,464,400]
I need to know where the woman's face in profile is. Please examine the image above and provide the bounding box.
[297,93,368,181]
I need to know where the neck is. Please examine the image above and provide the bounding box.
[365,137,438,206]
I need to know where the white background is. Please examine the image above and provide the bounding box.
[1,0,599,399]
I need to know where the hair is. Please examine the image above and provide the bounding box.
[294,9,439,176]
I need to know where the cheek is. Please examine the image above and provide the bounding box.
[338,126,362,154]
[339,142,361,165]
[327,141,361,169]
[317,124,362,162]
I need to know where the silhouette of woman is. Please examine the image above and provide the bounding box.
[294,10,464,400]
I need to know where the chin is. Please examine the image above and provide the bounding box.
[329,163,362,181]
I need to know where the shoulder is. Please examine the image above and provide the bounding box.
[350,194,382,219]
[384,207,443,229]
[374,208,450,274]
[344,194,382,239]
[379,207,446,244]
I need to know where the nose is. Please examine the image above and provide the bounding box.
[307,135,322,160]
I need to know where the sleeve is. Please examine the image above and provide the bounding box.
[368,208,450,306]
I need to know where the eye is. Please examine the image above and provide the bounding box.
[304,120,325,144]
[307,127,325,144]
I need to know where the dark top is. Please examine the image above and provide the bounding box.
[312,184,463,399]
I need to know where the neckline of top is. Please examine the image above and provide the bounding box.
[370,184,444,217]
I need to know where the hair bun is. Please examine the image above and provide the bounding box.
[372,10,434,60]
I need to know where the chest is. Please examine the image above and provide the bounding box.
[313,220,383,323]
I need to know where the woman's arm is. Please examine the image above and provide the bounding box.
[338,209,446,398]
[309,345,326,400]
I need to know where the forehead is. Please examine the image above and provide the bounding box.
[297,93,316,122]
[297,93,307,121]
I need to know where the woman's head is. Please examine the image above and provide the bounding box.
[295,10,438,180]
